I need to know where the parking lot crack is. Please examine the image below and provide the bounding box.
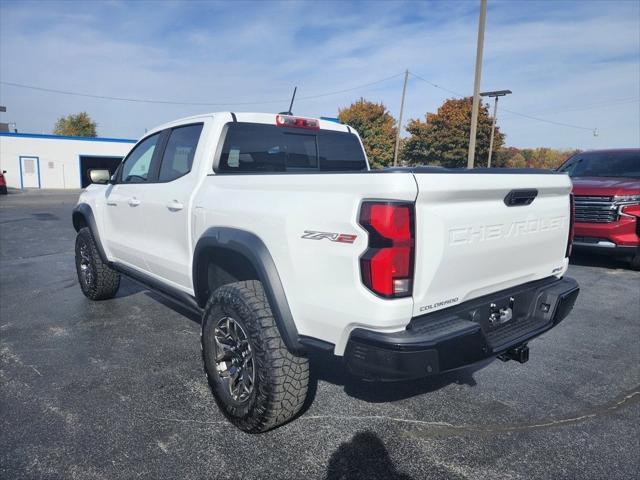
[301,388,640,437]
[147,388,639,437]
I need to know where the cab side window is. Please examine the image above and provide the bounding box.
[558,157,582,177]
[558,160,573,174]
[121,133,160,183]
[158,124,204,182]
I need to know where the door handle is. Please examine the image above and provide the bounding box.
[106,201,117,207]
[166,200,184,211]
[128,197,141,207]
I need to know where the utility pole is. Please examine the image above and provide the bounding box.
[467,0,487,169]
[394,70,409,167]
[480,89,511,168]
[487,97,499,168]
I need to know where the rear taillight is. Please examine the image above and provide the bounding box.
[566,193,575,257]
[359,201,415,298]
[276,114,320,130]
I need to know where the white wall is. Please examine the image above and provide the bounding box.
[0,134,135,189]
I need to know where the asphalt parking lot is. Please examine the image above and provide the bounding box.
[1,190,639,480]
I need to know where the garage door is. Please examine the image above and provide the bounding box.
[80,156,122,188]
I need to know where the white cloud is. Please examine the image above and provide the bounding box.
[0,0,638,149]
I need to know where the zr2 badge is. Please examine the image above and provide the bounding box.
[301,230,357,244]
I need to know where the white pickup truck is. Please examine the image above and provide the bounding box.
[73,112,580,432]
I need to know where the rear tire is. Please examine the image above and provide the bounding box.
[75,227,120,300]
[201,280,309,433]
[630,253,640,271]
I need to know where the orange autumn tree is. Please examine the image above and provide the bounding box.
[402,97,503,168]
[494,147,580,169]
[338,98,397,169]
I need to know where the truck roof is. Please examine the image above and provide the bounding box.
[147,112,353,137]
[577,148,639,154]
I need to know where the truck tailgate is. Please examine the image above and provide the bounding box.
[411,172,572,317]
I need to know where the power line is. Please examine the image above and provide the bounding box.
[295,73,405,100]
[408,71,464,96]
[1,81,255,106]
[0,73,405,107]
[408,71,597,132]
[500,108,594,131]
[509,97,640,116]
[1,81,276,106]
[3,72,624,134]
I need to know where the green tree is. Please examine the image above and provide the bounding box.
[338,98,397,169]
[53,112,97,137]
[401,97,504,168]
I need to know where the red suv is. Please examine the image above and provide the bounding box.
[558,149,640,269]
[0,170,7,195]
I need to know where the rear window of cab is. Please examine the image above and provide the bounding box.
[216,122,367,173]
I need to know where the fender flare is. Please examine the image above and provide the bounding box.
[193,227,304,354]
[72,203,109,263]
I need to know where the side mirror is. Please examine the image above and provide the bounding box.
[2,170,6,174]
[89,169,111,185]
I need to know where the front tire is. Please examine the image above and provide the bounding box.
[75,227,120,300]
[201,280,309,433]
[631,253,640,271]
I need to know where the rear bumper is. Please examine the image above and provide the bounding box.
[573,237,638,257]
[344,276,579,381]
[573,218,639,257]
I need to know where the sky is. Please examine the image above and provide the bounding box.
[0,0,638,149]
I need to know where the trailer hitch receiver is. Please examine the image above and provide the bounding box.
[498,344,529,364]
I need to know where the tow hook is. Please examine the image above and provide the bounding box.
[498,344,529,364]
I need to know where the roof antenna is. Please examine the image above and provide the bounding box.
[279,86,297,115]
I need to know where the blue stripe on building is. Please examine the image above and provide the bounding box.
[0,132,136,143]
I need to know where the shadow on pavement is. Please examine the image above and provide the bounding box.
[143,290,202,324]
[115,278,146,299]
[304,349,490,408]
[569,251,635,270]
[126,276,490,414]
[324,431,413,480]
[138,279,489,410]
[114,278,201,323]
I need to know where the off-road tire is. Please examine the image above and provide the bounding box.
[201,280,309,433]
[75,227,120,300]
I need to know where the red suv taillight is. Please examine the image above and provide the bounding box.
[359,201,415,298]
[566,193,575,257]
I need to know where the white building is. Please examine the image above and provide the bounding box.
[0,132,136,189]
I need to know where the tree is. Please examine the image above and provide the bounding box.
[53,112,97,137]
[338,98,397,169]
[495,147,579,169]
[523,148,579,169]
[401,97,504,168]
[494,147,526,168]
